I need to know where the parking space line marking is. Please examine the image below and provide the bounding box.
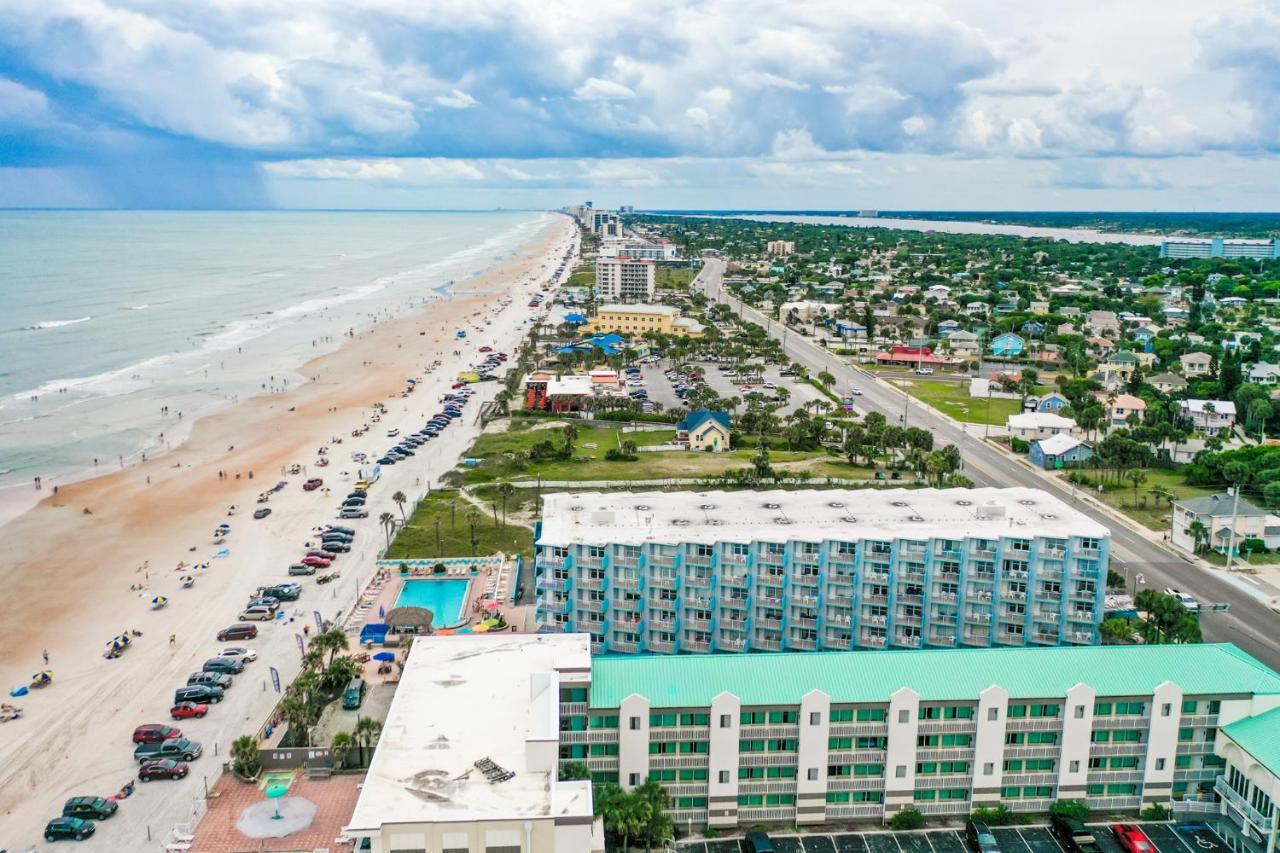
[1015,828,1035,853]
[1166,826,1200,853]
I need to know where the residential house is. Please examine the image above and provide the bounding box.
[1180,399,1238,431]
[1157,437,1207,465]
[944,330,981,357]
[1056,322,1077,336]
[1103,393,1148,427]
[1006,412,1080,441]
[936,319,960,335]
[1181,351,1214,377]
[965,301,989,316]
[1036,391,1071,413]
[1088,310,1120,335]
[1248,363,1280,386]
[1087,337,1115,358]
[876,345,947,367]
[1029,434,1093,469]
[991,332,1025,357]
[675,409,731,452]
[1021,320,1045,337]
[1029,301,1050,315]
[1104,350,1140,379]
[1149,373,1189,394]
[1171,492,1267,556]
[1059,306,1082,318]
[1132,326,1157,350]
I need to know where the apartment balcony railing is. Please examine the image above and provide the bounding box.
[649,639,675,653]
[611,640,638,654]
[755,617,782,631]
[684,639,710,653]
[578,577,606,591]
[649,574,677,589]
[538,576,570,592]
[613,576,641,591]
[719,637,747,652]
[753,636,782,651]
[861,635,888,648]
[720,618,747,632]
[1216,778,1275,831]
[684,617,712,632]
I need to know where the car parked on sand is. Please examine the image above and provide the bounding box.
[174,685,223,705]
[216,623,257,641]
[133,737,202,763]
[133,723,182,744]
[218,646,258,662]
[44,817,95,842]
[300,556,331,569]
[62,797,118,821]
[288,562,316,576]
[303,478,323,491]
[203,657,245,675]
[253,507,271,519]
[238,604,276,621]
[170,701,209,720]
[339,508,368,519]
[139,759,189,782]
[187,671,233,690]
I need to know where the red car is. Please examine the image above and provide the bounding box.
[300,555,331,568]
[133,724,182,744]
[1113,825,1154,853]
[305,549,337,560]
[217,623,258,642]
[303,478,323,491]
[478,345,492,352]
[170,701,209,720]
[139,759,189,782]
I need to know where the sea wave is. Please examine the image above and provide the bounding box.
[27,316,92,330]
[129,304,150,311]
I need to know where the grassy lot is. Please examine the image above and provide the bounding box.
[656,266,697,289]
[566,264,595,288]
[387,490,533,560]
[890,377,1045,425]
[1054,467,1212,532]
[450,418,833,485]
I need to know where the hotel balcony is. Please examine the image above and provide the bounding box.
[932,591,958,603]
[826,612,852,627]
[610,639,639,654]
[755,617,782,631]
[824,632,853,648]
[864,570,890,583]
[931,611,958,625]
[720,617,747,632]
[685,575,713,590]
[1002,591,1027,602]
[613,598,641,613]
[1040,547,1067,560]
[720,552,748,567]
[971,547,996,559]
[860,635,888,648]
[788,636,817,651]
[828,593,854,608]
[648,638,675,654]
[578,598,608,613]
[649,573,677,589]
[578,576,606,591]
[1215,779,1274,830]
[897,593,924,605]
[864,593,889,606]
[752,635,782,651]
[648,617,676,632]
[719,636,747,652]
[893,635,923,649]
[791,615,817,629]
[684,638,711,653]
[684,617,712,632]
[613,575,641,591]
[538,576,570,592]
[895,613,923,627]
[793,592,818,608]
[722,572,749,589]
[757,594,783,608]
[1030,631,1060,644]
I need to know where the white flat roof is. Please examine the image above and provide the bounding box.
[345,633,592,833]
[596,303,678,315]
[536,487,1109,547]
[547,375,593,396]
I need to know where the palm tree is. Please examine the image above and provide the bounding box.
[465,510,481,556]
[1125,468,1147,507]
[379,512,396,550]
[1188,520,1209,555]
[392,490,408,522]
[353,716,382,766]
[230,735,261,780]
[310,627,349,666]
[330,732,354,770]
[496,482,515,526]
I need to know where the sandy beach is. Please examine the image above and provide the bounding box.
[0,213,575,849]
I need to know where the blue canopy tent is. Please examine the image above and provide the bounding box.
[359,623,389,646]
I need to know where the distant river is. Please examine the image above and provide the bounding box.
[707,213,1168,246]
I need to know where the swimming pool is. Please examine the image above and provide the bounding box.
[394,579,469,626]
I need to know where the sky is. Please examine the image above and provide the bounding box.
[1,0,1279,210]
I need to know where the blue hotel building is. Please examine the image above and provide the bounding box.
[534,487,1111,656]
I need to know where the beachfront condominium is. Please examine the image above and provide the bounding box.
[599,237,679,261]
[343,634,604,853]
[1160,237,1280,260]
[595,256,656,302]
[766,239,795,255]
[565,642,1280,834]
[534,488,1110,655]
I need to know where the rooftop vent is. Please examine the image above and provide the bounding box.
[763,502,780,510]
[670,519,691,526]
[828,501,846,508]
[699,503,716,510]
[908,515,926,522]
[891,501,909,508]
[976,501,1006,520]
[774,518,792,525]
[707,519,723,526]
[842,516,859,524]
[1018,499,1036,506]
[569,505,584,512]
[1040,513,1058,520]
[633,504,650,511]
[955,499,973,507]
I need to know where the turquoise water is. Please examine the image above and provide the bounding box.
[395,579,468,624]
[0,210,549,492]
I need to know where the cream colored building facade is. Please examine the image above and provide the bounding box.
[582,304,703,337]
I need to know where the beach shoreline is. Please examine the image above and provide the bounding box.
[0,212,575,849]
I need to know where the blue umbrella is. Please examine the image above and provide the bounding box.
[372,651,395,662]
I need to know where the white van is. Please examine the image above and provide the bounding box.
[238,605,276,622]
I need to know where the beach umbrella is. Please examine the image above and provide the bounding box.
[481,601,501,611]
[116,634,132,646]
[372,652,395,662]
[108,638,125,652]
[471,623,490,633]
[31,671,51,684]
[152,595,169,608]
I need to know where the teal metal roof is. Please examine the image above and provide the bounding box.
[588,644,1280,709]
[1223,705,1280,775]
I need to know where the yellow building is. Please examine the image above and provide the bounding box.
[581,303,704,337]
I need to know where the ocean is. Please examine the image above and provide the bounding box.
[0,209,550,501]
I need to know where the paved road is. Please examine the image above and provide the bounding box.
[693,257,1280,669]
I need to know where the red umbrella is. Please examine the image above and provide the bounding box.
[481,601,502,611]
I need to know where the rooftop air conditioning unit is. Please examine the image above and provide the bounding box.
[976,501,1005,520]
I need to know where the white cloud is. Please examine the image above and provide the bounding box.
[262,157,483,183]
[573,77,636,102]
[0,77,49,123]
[435,89,477,109]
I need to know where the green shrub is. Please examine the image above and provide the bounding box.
[1011,437,1031,453]
[1050,799,1089,821]
[890,808,925,830]
[970,805,1019,826]
[1140,804,1171,822]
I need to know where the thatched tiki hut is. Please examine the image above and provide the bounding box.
[385,606,434,636]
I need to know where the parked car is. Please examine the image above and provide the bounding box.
[305,549,337,561]
[386,428,400,437]
[133,737,202,763]
[300,556,331,569]
[170,701,209,720]
[966,820,1001,853]
[1113,825,1154,853]
[187,671,233,690]
[174,685,224,705]
[203,657,245,674]
[139,759,189,782]
[288,563,316,576]
[238,604,275,621]
[1051,815,1097,852]
[62,796,118,821]
[133,723,182,744]
[746,831,775,853]
[320,539,350,553]
[218,646,258,662]
[253,507,271,519]
[260,584,300,601]
[44,817,95,842]
[339,508,368,519]
[303,478,323,491]
[216,623,257,642]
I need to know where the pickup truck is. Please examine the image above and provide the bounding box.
[133,738,203,763]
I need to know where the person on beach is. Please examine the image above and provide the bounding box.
[42,649,48,665]
[169,634,175,647]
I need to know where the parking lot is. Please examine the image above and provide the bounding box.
[678,823,1225,853]
[636,362,832,418]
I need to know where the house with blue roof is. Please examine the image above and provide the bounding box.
[676,409,731,452]
[991,332,1025,357]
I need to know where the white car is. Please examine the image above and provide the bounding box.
[218,647,258,662]
[1163,588,1200,613]
[851,389,863,396]
[763,381,777,390]
[386,428,400,437]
